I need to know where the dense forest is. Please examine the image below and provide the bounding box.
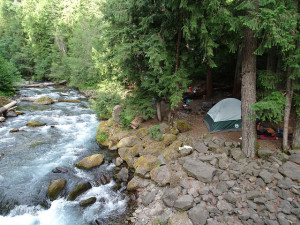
[0,0,299,156]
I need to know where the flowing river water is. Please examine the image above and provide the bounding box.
[0,86,131,225]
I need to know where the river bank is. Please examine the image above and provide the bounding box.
[97,117,300,225]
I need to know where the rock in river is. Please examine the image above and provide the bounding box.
[75,154,104,169]
[47,179,66,201]
[67,182,92,201]
[26,121,46,127]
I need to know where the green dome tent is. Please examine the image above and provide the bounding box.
[204,98,242,133]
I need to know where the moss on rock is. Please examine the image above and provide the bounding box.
[175,120,191,133]
[67,182,92,201]
[26,121,46,127]
[47,179,66,201]
[133,155,158,177]
[33,97,54,105]
[162,134,177,146]
[79,197,97,207]
[75,154,104,169]
[141,141,166,156]
[162,140,182,161]
[117,136,140,148]
[136,128,149,138]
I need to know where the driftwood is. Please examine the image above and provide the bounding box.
[130,115,143,129]
[19,97,80,103]
[0,101,18,114]
[21,80,67,88]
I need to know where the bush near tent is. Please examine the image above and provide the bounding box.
[204,98,242,133]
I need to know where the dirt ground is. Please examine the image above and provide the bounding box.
[141,92,293,153]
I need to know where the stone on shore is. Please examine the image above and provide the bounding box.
[117,136,140,148]
[150,165,172,186]
[181,157,216,183]
[188,204,209,225]
[133,155,158,177]
[175,120,191,133]
[127,176,150,190]
[75,154,104,169]
[47,179,66,201]
[258,148,274,159]
[169,212,193,225]
[279,161,300,182]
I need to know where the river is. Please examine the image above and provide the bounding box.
[0,85,130,225]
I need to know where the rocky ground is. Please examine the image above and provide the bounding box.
[97,119,300,225]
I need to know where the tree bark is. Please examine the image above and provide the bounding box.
[0,101,18,114]
[241,26,257,158]
[156,101,162,122]
[206,66,213,99]
[283,75,293,151]
[233,48,243,99]
[293,117,300,149]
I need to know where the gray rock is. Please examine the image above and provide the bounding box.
[157,154,167,166]
[266,203,276,213]
[277,177,294,189]
[259,169,274,184]
[116,167,128,182]
[194,142,209,153]
[277,213,290,225]
[150,165,171,186]
[224,192,237,204]
[247,190,262,200]
[218,158,229,170]
[174,195,194,211]
[182,157,216,183]
[265,219,280,225]
[159,123,169,134]
[258,148,273,159]
[290,153,300,165]
[113,105,122,124]
[168,212,193,225]
[216,181,229,193]
[162,187,180,207]
[142,190,158,206]
[231,148,246,161]
[206,218,218,225]
[115,157,123,166]
[253,197,266,204]
[279,161,300,182]
[278,188,292,200]
[6,110,17,117]
[265,191,277,201]
[217,199,233,212]
[279,200,292,214]
[256,178,266,187]
[238,210,251,221]
[188,204,209,225]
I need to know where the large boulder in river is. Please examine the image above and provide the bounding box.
[79,197,97,207]
[33,96,54,105]
[75,154,104,169]
[67,182,92,201]
[47,179,66,201]
[26,121,46,127]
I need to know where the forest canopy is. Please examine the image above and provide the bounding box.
[0,0,299,153]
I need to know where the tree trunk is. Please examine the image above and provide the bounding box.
[0,101,18,114]
[206,65,213,99]
[233,48,242,99]
[175,8,183,74]
[241,26,257,158]
[293,117,300,149]
[283,75,293,151]
[156,101,162,122]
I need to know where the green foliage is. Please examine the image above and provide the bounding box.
[0,55,21,96]
[149,125,162,140]
[90,80,124,120]
[251,91,286,124]
[98,131,108,142]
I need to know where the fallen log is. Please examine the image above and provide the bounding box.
[130,115,143,129]
[19,97,80,103]
[21,80,67,88]
[0,101,18,114]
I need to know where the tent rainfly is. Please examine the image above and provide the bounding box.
[204,98,242,133]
